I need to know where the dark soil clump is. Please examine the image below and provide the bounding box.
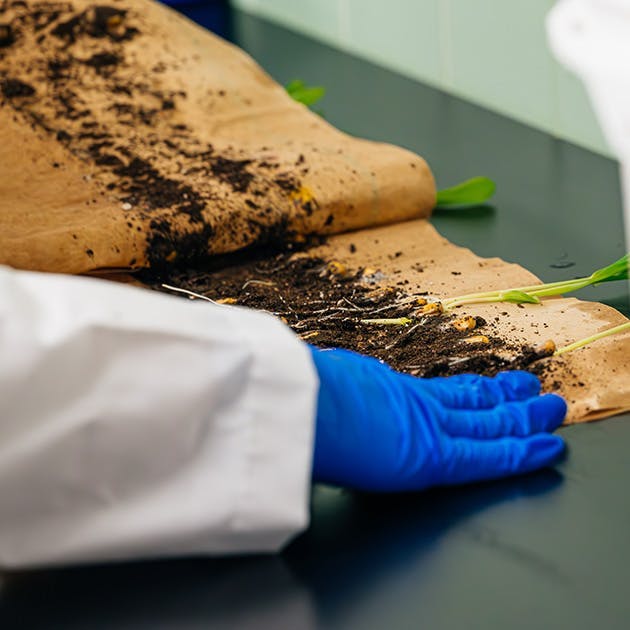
[0,23,14,47]
[1,77,35,98]
[142,246,558,381]
[209,156,254,194]
[83,51,120,69]
[113,157,205,214]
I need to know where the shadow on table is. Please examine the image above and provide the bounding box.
[0,470,562,629]
[285,468,563,625]
[432,204,496,219]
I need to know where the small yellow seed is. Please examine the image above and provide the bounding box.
[104,13,126,37]
[452,316,477,332]
[216,297,238,305]
[362,267,377,276]
[106,14,123,28]
[327,261,347,275]
[462,335,490,344]
[421,302,444,315]
[537,339,556,356]
[415,297,427,306]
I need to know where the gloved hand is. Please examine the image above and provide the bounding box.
[309,347,566,492]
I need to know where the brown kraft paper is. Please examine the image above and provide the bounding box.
[0,0,434,274]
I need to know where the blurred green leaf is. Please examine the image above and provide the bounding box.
[590,253,629,284]
[286,79,326,107]
[436,176,496,208]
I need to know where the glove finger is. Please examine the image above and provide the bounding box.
[441,393,567,439]
[420,371,541,409]
[436,433,566,486]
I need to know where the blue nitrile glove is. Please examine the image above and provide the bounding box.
[309,347,566,492]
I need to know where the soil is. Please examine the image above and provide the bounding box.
[140,244,563,384]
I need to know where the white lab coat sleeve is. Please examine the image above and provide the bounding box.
[0,265,318,568]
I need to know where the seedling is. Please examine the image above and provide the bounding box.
[435,176,496,209]
[437,253,629,311]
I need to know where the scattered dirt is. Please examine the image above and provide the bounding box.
[83,51,120,69]
[141,244,563,384]
[0,0,310,268]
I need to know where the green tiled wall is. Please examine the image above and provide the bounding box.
[231,0,610,157]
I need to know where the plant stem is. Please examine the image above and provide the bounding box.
[361,317,414,326]
[555,321,630,355]
[524,278,592,298]
[444,295,515,308]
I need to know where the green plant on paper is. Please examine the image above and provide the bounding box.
[438,253,629,311]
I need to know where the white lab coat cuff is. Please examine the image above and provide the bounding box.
[232,318,318,552]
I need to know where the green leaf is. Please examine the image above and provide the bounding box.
[286,79,326,107]
[285,79,304,93]
[589,253,629,284]
[435,176,496,208]
[499,290,541,305]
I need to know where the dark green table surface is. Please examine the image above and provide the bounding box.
[1,11,629,630]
